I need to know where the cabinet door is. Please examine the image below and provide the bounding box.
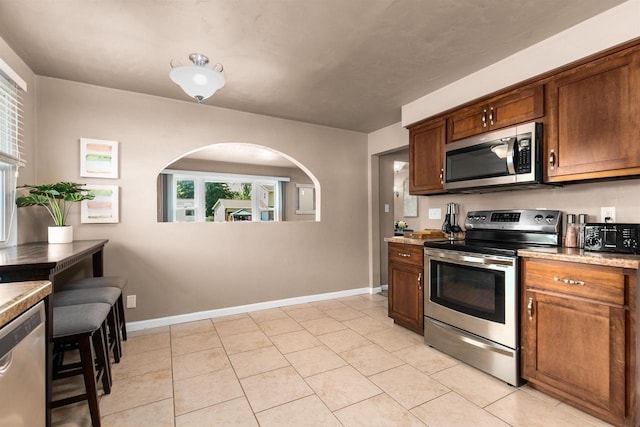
[446,104,486,141]
[388,261,423,334]
[546,47,640,182]
[447,85,543,141]
[487,85,543,131]
[409,118,445,195]
[522,290,625,419]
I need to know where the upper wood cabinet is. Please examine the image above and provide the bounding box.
[408,118,446,195]
[545,45,640,182]
[447,85,544,142]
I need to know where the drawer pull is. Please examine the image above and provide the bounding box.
[398,253,411,258]
[553,276,585,286]
[418,272,422,291]
[527,297,533,321]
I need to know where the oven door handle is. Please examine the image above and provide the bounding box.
[425,251,514,268]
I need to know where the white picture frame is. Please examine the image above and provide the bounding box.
[81,185,119,223]
[80,138,119,179]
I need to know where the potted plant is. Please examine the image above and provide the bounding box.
[16,182,95,243]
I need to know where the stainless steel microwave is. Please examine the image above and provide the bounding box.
[444,122,544,192]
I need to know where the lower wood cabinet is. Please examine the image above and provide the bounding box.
[388,242,424,334]
[521,257,636,426]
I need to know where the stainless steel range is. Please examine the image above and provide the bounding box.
[423,209,562,386]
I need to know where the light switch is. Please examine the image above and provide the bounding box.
[428,208,442,219]
[384,203,390,213]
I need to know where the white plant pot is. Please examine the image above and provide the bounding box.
[48,225,73,244]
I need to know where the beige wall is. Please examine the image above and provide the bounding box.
[28,77,368,322]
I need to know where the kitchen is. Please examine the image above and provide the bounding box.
[1,1,640,426]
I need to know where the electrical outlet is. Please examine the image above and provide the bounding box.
[126,295,137,308]
[428,208,442,220]
[600,207,616,223]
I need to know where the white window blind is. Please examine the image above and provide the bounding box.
[0,65,25,167]
[0,59,26,245]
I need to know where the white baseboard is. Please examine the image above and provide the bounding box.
[126,286,381,332]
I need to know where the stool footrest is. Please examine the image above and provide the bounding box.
[52,393,90,408]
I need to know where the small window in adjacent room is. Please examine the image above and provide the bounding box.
[296,183,315,215]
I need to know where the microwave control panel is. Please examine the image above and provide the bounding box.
[584,223,639,254]
[515,137,532,174]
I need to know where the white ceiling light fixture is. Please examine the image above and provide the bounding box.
[169,53,225,104]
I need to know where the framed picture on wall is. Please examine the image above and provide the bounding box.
[81,185,119,223]
[80,138,119,178]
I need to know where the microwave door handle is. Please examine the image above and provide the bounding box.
[506,137,516,175]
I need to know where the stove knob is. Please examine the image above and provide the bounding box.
[480,216,486,221]
[545,215,555,223]
[534,214,543,222]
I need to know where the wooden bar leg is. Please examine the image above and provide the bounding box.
[92,325,111,394]
[79,336,101,427]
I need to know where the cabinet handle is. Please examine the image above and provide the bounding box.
[482,109,487,128]
[439,168,444,185]
[489,107,494,125]
[418,272,422,291]
[527,297,533,321]
[553,276,585,286]
[398,253,411,258]
[548,149,556,170]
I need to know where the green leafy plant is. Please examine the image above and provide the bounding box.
[16,182,95,226]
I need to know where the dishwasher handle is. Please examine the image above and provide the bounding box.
[0,352,12,376]
[0,301,45,360]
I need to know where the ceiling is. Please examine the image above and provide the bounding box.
[0,0,627,133]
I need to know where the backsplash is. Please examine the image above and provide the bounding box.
[408,178,640,232]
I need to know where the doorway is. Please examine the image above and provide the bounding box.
[378,148,409,294]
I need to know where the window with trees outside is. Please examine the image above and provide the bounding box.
[0,60,26,247]
[163,170,287,222]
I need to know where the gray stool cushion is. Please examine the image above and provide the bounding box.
[54,287,121,307]
[53,303,111,337]
[64,276,127,290]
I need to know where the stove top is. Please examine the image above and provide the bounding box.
[424,209,563,256]
[423,239,554,257]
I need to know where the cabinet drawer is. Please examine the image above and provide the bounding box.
[388,243,424,267]
[522,259,625,306]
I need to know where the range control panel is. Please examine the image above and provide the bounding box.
[584,223,639,254]
[465,209,561,233]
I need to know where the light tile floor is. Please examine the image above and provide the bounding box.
[51,293,613,426]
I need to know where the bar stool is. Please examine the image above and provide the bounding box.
[51,303,111,427]
[63,276,128,341]
[54,287,123,363]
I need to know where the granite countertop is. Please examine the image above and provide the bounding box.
[386,236,640,269]
[518,247,640,269]
[0,281,51,328]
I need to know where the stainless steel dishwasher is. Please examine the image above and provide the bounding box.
[0,301,46,426]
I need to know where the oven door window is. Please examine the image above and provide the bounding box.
[430,260,505,324]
